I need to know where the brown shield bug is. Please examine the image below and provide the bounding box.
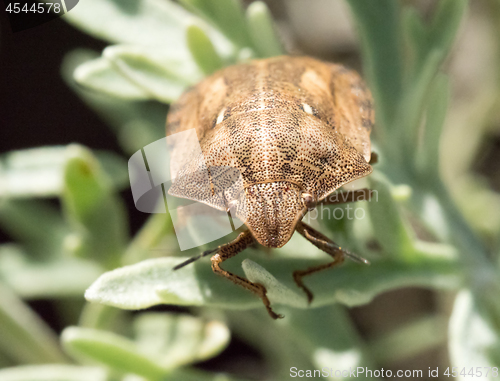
[168,56,374,319]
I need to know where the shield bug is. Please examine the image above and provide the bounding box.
[168,56,374,319]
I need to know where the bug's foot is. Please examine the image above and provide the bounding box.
[301,287,314,305]
[293,271,314,305]
[267,307,285,320]
[254,283,284,319]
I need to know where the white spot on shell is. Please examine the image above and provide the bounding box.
[303,103,313,115]
[216,108,226,124]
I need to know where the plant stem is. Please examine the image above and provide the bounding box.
[122,213,173,265]
[81,214,173,331]
[432,181,500,330]
[0,284,69,364]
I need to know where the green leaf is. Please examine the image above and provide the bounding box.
[85,247,459,312]
[0,200,68,259]
[449,290,500,373]
[0,365,107,381]
[75,46,203,103]
[0,147,129,198]
[403,7,426,52]
[187,24,224,75]
[415,73,450,180]
[119,369,249,381]
[95,150,130,189]
[345,0,403,136]
[122,214,174,265]
[0,245,102,299]
[166,371,249,381]
[61,327,167,380]
[397,0,466,161]
[453,175,500,240]
[369,315,447,363]
[62,0,192,51]
[395,49,444,164]
[0,148,63,198]
[61,326,238,380]
[78,303,126,332]
[246,1,284,58]
[224,309,316,380]
[179,0,251,48]
[104,45,201,103]
[62,145,128,269]
[133,313,230,368]
[241,259,307,308]
[106,45,203,85]
[425,0,467,67]
[63,0,235,67]
[283,305,376,378]
[74,57,150,100]
[0,283,68,365]
[62,50,168,155]
[367,174,415,259]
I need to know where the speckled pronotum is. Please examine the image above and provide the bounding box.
[167,56,375,319]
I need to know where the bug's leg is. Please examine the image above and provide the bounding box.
[369,152,378,165]
[293,222,369,304]
[318,188,373,206]
[293,222,344,304]
[211,230,284,320]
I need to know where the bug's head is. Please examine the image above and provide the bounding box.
[237,181,308,248]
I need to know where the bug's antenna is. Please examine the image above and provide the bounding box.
[325,241,370,265]
[342,248,370,265]
[173,248,218,270]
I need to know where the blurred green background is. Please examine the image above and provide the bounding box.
[1,0,500,380]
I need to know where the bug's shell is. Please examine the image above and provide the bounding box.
[166,56,373,248]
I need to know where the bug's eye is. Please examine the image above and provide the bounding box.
[301,192,316,210]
